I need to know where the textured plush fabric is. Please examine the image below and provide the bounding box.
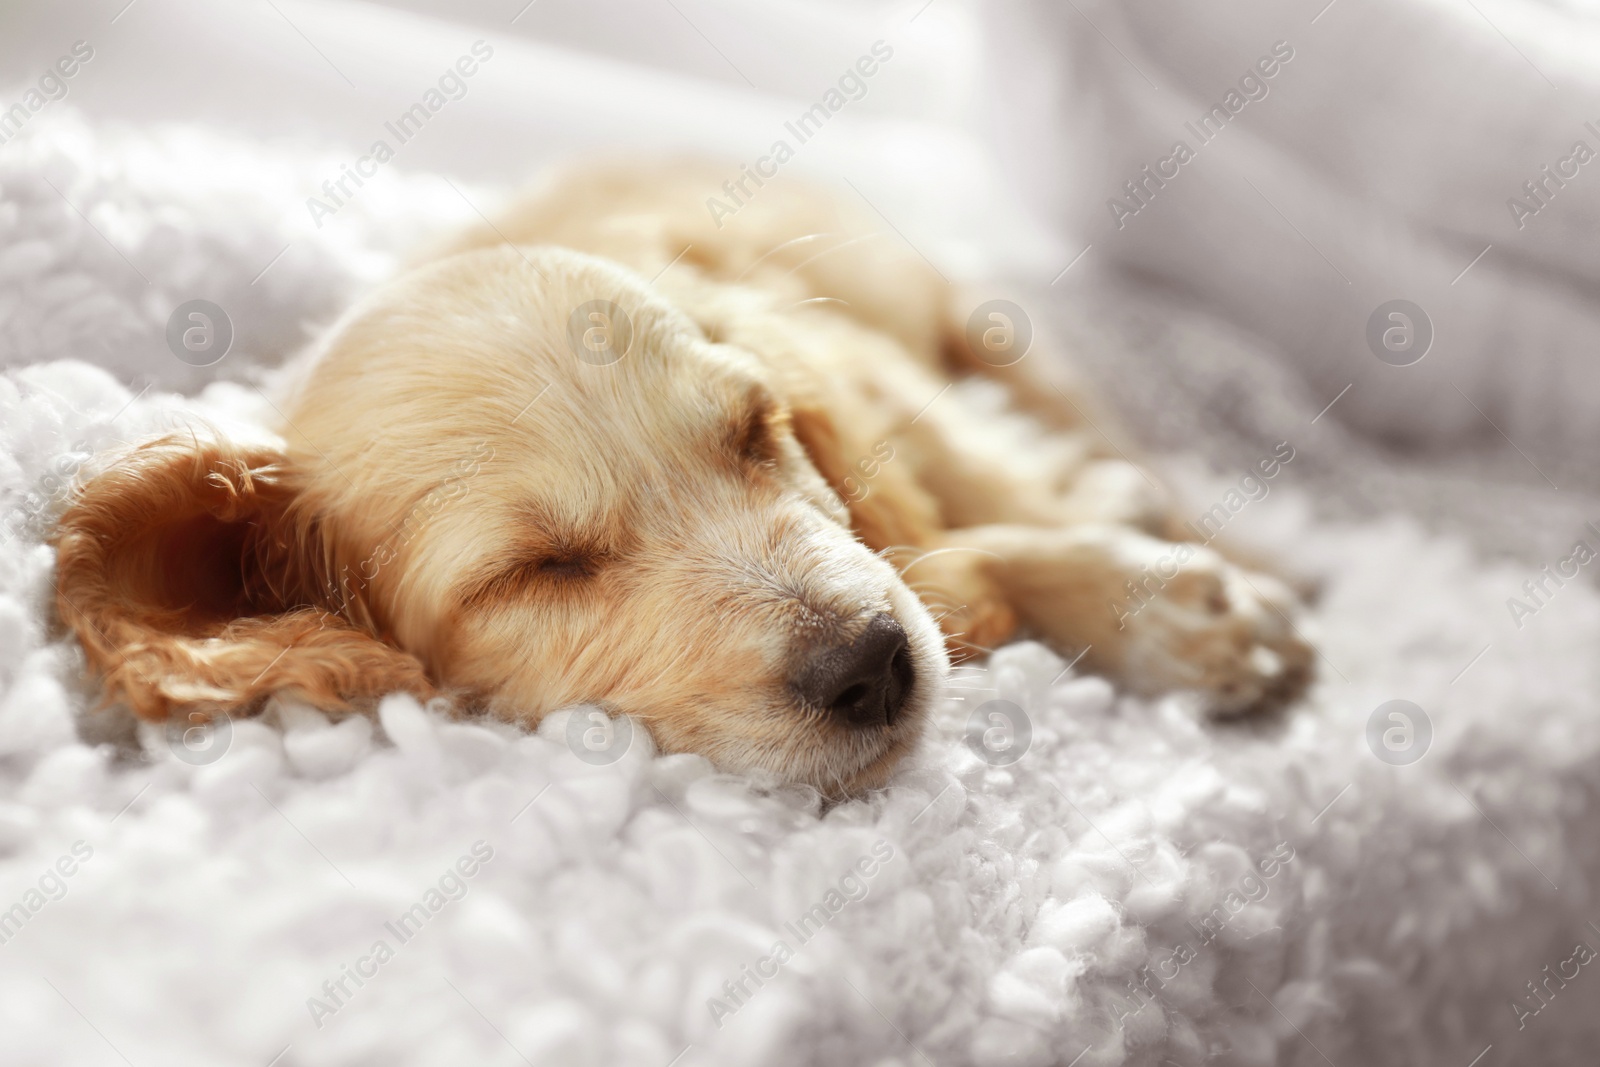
[1,112,1597,1067]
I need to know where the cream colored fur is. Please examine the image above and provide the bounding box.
[53,160,1312,796]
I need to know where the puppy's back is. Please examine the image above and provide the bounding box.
[426,159,950,365]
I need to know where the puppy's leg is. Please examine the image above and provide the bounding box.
[941,523,1314,715]
[892,546,1018,661]
[905,367,1314,600]
[899,380,1172,535]
[842,463,1020,661]
[778,395,1020,661]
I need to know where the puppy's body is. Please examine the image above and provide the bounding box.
[54,161,1311,795]
[426,162,1310,707]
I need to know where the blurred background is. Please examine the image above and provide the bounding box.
[3,0,1599,559]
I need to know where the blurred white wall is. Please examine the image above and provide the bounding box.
[7,0,1600,462]
[980,0,1600,461]
[0,0,1061,277]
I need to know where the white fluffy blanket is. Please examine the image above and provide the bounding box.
[2,113,1598,1067]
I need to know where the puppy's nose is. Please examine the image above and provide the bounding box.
[793,613,914,728]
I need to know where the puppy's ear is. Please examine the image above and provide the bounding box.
[53,434,433,723]
[787,401,940,553]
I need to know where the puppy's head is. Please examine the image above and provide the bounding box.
[56,247,945,795]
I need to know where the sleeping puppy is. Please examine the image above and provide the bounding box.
[53,160,1312,796]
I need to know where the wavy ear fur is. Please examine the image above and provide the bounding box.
[786,400,940,552]
[53,434,433,723]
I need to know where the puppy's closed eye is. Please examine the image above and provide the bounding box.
[460,548,605,610]
[460,498,618,609]
[531,552,599,580]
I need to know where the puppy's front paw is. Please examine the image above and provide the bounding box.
[1118,551,1314,716]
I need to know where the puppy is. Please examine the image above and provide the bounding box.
[53,160,1312,796]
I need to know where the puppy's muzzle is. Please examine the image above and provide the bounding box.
[791,612,915,728]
